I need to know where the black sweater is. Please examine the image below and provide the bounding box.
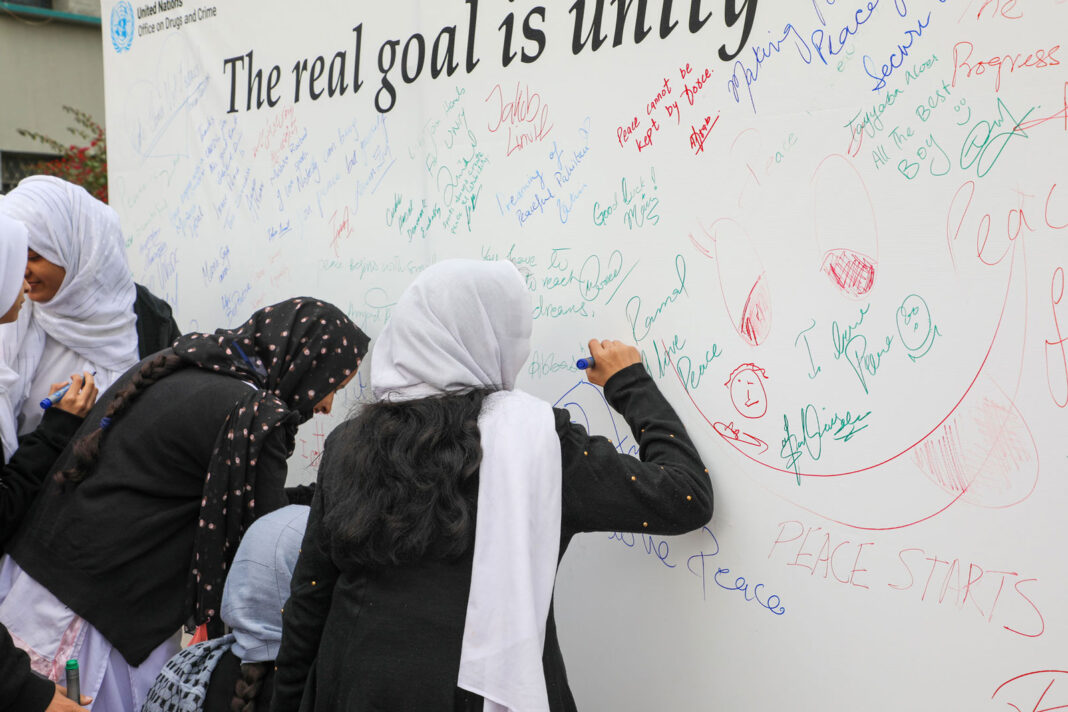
[272,364,713,712]
[133,283,182,359]
[8,366,291,666]
[0,408,84,712]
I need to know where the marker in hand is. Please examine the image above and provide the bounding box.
[40,372,96,410]
[65,659,80,702]
[581,338,643,388]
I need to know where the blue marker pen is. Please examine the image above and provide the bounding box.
[575,356,596,370]
[40,372,95,410]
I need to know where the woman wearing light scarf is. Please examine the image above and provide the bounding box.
[141,504,310,712]
[0,175,139,437]
[273,259,714,711]
[0,213,98,712]
[0,210,31,459]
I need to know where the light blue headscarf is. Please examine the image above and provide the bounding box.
[221,504,310,663]
[142,504,309,712]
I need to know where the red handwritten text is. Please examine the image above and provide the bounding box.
[992,670,1068,712]
[689,113,720,155]
[769,521,875,589]
[1046,267,1068,408]
[944,180,1066,269]
[952,40,1061,91]
[888,547,1045,637]
[485,82,553,156]
[682,66,713,105]
[329,205,353,257]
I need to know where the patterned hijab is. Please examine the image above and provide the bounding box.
[174,297,368,632]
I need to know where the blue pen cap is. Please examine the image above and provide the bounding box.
[40,383,71,409]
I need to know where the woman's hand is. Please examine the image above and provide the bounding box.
[51,372,98,418]
[47,685,91,711]
[584,338,642,387]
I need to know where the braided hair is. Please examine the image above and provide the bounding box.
[58,350,187,483]
[229,662,270,712]
[52,297,369,636]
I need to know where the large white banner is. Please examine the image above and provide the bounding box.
[103,1,1067,709]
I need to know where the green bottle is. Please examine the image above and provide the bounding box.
[65,659,80,702]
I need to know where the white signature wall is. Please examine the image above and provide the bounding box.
[103,0,1067,709]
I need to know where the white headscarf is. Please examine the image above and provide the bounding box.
[372,259,561,712]
[0,176,138,434]
[0,213,27,320]
[0,211,28,460]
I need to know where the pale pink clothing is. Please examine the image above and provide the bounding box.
[0,556,180,712]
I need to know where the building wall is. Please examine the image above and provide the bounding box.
[0,12,105,155]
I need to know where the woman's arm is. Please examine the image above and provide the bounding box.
[0,623,54,712]
[561,361,713,536]
[0,374,96,548]
[271,472,342,712]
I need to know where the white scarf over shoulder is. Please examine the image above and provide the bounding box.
[0,211,28,460]
[0,176,138,434]
[372,259,561,712]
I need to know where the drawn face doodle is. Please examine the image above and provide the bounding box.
[727,364,768,419]
[896,294,934,351]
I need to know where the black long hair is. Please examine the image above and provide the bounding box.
[322,389,491,569]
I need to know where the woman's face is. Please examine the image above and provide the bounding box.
[0,279,29,324]
[312,363,360,416]
[24,250,66,302]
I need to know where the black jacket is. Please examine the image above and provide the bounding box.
[134,283,182,358]
[8,366,290,666]
[0,625,53,712]
[0,408,84,712]
[272,364,713,711]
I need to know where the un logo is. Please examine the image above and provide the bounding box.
[110,0,135,53]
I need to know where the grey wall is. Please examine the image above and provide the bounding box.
[0,12,105,154]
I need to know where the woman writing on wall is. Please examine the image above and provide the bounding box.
[0,175,178,439]
[272,259,714,711]
[0,297,369,712]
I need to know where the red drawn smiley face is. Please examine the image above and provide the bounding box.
[726,363,768,419]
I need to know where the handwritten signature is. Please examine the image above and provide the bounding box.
[780,405,872,482]
[485,82,554,156]
[961,97,1035,178]
[626,254,688,342]
[714,421,769,453]
[689,113,721,155]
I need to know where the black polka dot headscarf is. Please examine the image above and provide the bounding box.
[174,297,369,633]
[176,296,369,421]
